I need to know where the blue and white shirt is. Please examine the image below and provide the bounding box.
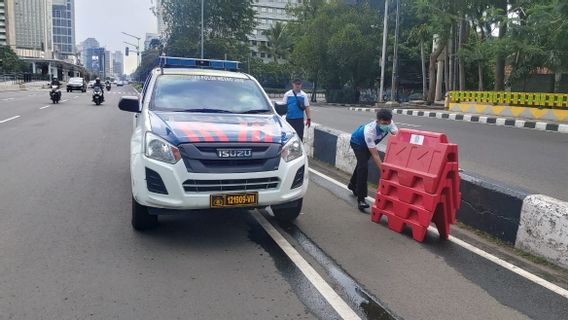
[282,90,310,120]
[350,121,398,149]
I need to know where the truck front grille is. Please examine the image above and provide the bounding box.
[183,177,280,192]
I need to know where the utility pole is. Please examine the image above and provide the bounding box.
[390,0,400,104]
[378,0,389,104]
[201,0,204,59]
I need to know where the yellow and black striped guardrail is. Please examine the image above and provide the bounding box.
[449,91,568,109]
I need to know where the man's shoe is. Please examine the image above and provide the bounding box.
[357,200,370,211]
[348,184,357,197]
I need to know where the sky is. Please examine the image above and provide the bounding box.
[75,0,158,74]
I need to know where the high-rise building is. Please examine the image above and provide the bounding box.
[104,50,111,78]
[84,46,105,76]
[249,0,296,63]
[13,0,53,58]
[144,32,159,51]
[78,37,99,67]
[154,0,165,37]
[0,0,7,46]
[52,0,75,60]
[112,50,124,77]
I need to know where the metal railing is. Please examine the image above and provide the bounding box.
[449,91,568,109]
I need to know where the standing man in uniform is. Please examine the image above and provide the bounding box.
[282,79,311,141]
[348,109,398,211]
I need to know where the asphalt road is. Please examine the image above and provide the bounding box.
[1,88,567,319]
[310,105,568,201]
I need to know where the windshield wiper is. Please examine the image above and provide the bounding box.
[241,109,271,114]
[174,108,233,113]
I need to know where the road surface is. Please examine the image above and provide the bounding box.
[1,88,567,319]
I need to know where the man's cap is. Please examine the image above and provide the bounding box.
[292,79,302,84]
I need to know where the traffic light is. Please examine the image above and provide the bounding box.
[125,47,129,56]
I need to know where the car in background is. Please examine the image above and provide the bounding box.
[116,80,124,87]
[67,77,86,92]
[87,80,96,88]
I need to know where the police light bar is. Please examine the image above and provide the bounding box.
[158,56,240,71]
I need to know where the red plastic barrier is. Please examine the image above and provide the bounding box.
[371,129,461,242]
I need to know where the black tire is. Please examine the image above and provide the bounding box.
[132,197,158,230]
[272,198,303,221]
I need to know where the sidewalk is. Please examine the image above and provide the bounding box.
[0,81,49,93]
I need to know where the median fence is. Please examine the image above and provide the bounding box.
[304,123,568,269]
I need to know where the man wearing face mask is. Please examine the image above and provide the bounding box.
[348,109,398,211]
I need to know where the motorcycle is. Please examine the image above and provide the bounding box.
[92,87,104,105]
[106,83,111,92]
[50,85,61,104]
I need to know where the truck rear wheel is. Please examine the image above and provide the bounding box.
[132,197,158,230]
[272,199,303,221]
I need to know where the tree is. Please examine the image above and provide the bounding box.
[260,22,293,63]
[0,46,28,73]
[161,0,255,60]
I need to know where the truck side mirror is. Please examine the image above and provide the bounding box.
[274,101,287,116]
[118,96,140,113]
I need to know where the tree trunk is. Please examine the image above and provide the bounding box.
[448,27,454,92]
[427,36,446,104]
[458,18,467,90]
[554,73,562,93]
[478,62,484,91]
[311,80,317,102]
[436,48,446,101]
[494,1,508,91]
[420,41,428,100]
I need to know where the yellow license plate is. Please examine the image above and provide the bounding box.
[210,192,259,208]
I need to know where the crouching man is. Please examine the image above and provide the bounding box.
[348,109,398,211]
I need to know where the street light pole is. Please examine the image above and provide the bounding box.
[122,32,141,67]
[201,0,204,59]
[390,0,400,103]
[378,0,389,103]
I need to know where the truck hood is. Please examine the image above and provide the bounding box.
[149,111,294,145]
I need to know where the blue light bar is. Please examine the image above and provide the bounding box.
[158,56,240,71]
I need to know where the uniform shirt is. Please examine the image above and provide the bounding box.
[350,120,398,149]
[282,90,310,119]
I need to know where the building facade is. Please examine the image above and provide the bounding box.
[154,0,165,37]
[249,0,297,62]
[112,50,124,77]
[13,0,53,58]
[144,32,159,51]
[78,37,99,67]
[0,0,7,46]
[84,47,105,77]
[51,0,75,60]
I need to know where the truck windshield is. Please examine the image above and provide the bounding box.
[150,75,272,114]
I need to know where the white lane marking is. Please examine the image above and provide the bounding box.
[73,96,79,99]
[308,168,568,300]
[2,97,15,101]
[40,105,51,110]
[61,99,68,102]
[252,211,362,320]
[0,115,21,124]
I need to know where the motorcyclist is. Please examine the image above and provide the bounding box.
[93,77,105,101]
[51,76,61,88]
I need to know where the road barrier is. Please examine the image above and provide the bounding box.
[449,91,568,108]
[370,129,460,242]
[305,123,568,268]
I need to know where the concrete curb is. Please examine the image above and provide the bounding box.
[305,123,568,269]
[348,107,568,134]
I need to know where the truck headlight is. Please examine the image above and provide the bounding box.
[145,132,181,164]
[281,135,303,162]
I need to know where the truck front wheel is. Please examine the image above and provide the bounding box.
[132,197,158,230]
[272,199,303,221]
